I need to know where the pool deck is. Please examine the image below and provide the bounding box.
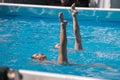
[19,70,102,80]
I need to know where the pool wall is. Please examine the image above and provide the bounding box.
[0,3,120,22]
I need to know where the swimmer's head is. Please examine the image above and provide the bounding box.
[54,44,60,49]
[31,53,47,61]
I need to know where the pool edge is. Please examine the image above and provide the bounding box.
[19,69,102,80]
[0,3,120,11]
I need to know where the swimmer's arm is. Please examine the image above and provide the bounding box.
[92,63,117,72]
[69,63,117,72]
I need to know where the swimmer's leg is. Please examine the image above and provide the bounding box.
[58,12,68,64]
[54,12,64,49]
[71,3,83,50]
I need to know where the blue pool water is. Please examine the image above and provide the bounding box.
[0,15,120,79]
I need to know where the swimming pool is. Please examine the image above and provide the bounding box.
[0,3,120,80]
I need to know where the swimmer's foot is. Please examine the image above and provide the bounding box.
[71,3,78,17]
[71,3,76,11]
[58,12,68,26]
[72,10,78,17]
[59,12,64,22]
[61,20,68,27]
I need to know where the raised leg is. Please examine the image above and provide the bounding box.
[57,12,68,64]
[71,3,83,50]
